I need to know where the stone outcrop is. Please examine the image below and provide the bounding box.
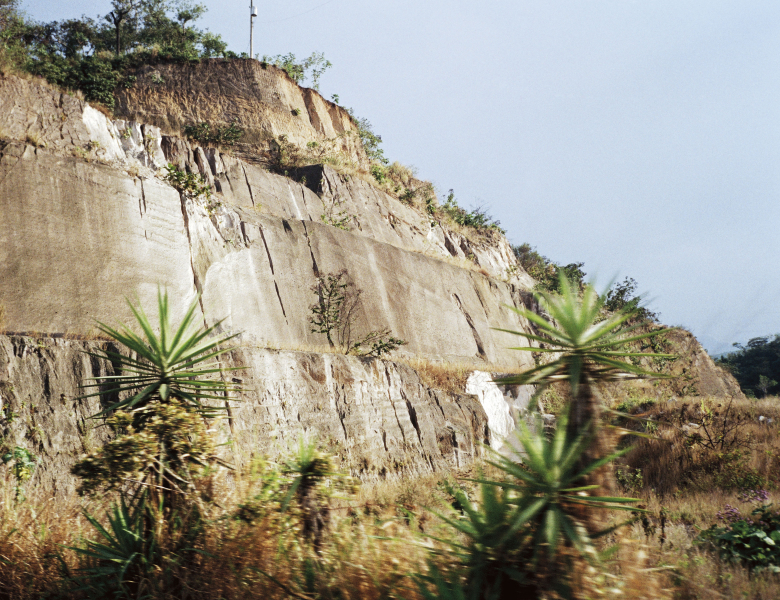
[0,67,746,496]
[113,59,367,168]
[0,139,537,368]
[0,335,489,496]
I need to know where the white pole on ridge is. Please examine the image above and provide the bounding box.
[250,1,257,59]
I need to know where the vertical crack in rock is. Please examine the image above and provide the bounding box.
[301,221,320,277]
[239,221,250,246]
[240,163,255,207]
[391,401,407,444]
[176,192,207,325]
[472,276,488,313]
[332,364,350,442]
[139,179,147,216]
[273,282,288,324]
[404,397,424,446]
[452,293,488,360]
[257,224,275,275]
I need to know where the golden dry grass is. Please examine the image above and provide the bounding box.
[617,395,780,495]
[398,356,522,396]
[0,461,439,600]
[604,395,780,598]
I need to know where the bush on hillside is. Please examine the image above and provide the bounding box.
[0,0,230,107]
[717,335,780,398]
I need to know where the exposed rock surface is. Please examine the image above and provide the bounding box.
[465,371,536,449]
[0,335,489,495]
[601,328,745,401]
[113,60,367,167]
[0,68,746,494]
[0,139,538,367]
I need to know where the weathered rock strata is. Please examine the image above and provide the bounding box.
[113,59,367,168]
[0,335,489,495]
[0,67,746,494]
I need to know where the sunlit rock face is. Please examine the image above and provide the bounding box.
[0,70,744,493]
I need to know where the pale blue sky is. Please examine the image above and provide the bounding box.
[21,0,780,354]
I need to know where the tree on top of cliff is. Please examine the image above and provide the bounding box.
[3,0,229,105]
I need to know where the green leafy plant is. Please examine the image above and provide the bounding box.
[603,277,659,323]
[699,503,780,571]
[512,244,589,294]
[717,335,780,398]
[162,163,221,214]
[183,119,243,146]
[309,270,406,358]
[69,289,240,595]
[261,52,332,90]
[440,190,505,234]
[345,108,387,164]
[163,163,210,198]
[1,446,39,501]
[319,193,353,231]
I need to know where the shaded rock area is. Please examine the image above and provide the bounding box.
[0,335,489,496]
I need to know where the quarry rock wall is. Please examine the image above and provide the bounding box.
[0,69,746,494]
[0,335,489,496]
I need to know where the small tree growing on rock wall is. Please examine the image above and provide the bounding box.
[309,270,406,358]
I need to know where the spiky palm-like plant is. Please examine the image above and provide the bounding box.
[419,413,642,600]
[82,289,240,422]
[497,274,674,496]
[71,290,242,596]
[73,289,241,503]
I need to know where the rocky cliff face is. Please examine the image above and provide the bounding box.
[0,335,489,496]
[114,59,367,168]
[0,66,744,493]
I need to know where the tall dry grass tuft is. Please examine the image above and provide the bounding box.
[619,395,780,495]
[0,485,90,600]
[400,357,473,395]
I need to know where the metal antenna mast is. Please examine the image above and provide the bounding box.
[250,1,258,59]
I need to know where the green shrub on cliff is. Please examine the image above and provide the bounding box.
[1,0,230,107]
[261,51,332,91]
[183,118,244,146]
[309,270,406,357]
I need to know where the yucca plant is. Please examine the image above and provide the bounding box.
[81,289,241,423]
[281,436,349,552]
[73,289,241,503]
[68,497,156,599]
[496,274,674,495]
[70,290,240,595]
[419,412,641,600]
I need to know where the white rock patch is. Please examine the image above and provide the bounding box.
[466,370,515,450]
[82,105,125,161]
